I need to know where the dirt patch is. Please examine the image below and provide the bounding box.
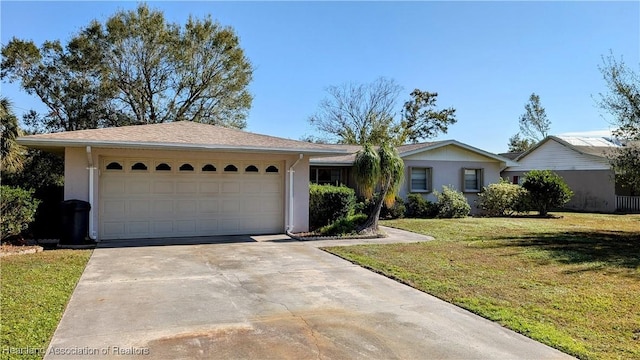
[0,244,43,257]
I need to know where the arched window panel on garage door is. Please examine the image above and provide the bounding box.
[224,164,238,172]
[105,161,123,170]
[155,163,172,171]
[202,164,217,172]
[265,165,279,173]
[131,162,148,171]
[245,165,259,173]
[179,163,194,172]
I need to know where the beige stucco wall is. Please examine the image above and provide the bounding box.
[400,160,503,214]
[63,146,311,239]
[501,169,616,213]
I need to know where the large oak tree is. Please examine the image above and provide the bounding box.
[1,4,252,132]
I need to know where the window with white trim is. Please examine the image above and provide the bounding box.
[410,167,432,192]
[463,168,483,192]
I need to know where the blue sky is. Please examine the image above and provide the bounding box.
[1,1,639,153]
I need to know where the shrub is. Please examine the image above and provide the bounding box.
[434,186,470,218]
[522,170,573,216]
[406,194,438,218]
[309,183,356,230]
[355,195,405,220]
[476,180,530,216]
[317,214,368,236]
[381,196,405,219]
[0,185,41,240]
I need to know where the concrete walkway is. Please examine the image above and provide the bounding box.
[45,228,573,359]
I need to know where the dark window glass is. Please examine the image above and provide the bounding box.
[265,165,279,173]
[224,164,238,172]
[202,164,216,172]
[156,163,171,171]
[245,165,259,172]
[179,163,194,171]
[106,162,123,170]
[131,162,147,171]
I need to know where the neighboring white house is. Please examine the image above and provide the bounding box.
[501,135,624,213]
[17,122,347,241]
[311,140,518,214]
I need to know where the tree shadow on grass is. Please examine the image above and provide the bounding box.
[487,230,640,271]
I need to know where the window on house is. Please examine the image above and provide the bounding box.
[179,163,194,171]
[512,175,520,185]
[311,168,342,185]
[224,164,238,172]
[106,162,123,170]
[202,164,216,172]
[410,167,432,192]
[131,162,148,171]
[245,165,259,172]
[463,168,483,192]
[155,163,171,171]
[265,165,279,173]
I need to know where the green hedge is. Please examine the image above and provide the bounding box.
[309,184,356,230]
[405,193,439,218]
[1,185,41,240]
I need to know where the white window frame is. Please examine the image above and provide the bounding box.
[409,167,432,193]
[463,168,483,192]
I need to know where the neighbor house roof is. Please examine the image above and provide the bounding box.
[17,121,349,156]
[514,135,620,161]
[311,140,518,167]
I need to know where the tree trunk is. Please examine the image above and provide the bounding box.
[357,180,391,235]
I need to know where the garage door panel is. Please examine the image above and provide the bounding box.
[129,200,150,217]
[153,181,174,194]
[199,182,219,194]
[128,221,150,235]
[243,181,261,193]
[222,199,241,213]
[152,200,174,215]
[176,199,197,214]
[176,220,196,233]
[198,199,219,213]
[128,181,150,195]
[103,200,126,217]
[197,219,218,232]
[100,159,284,240]
[103,180,125,195]
[220,219,240,233]
[153,221,174,234]
[222,182,240,193]
[177,181,198,194]
[103,222,125,238]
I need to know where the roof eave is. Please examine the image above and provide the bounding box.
[16,138,349,157]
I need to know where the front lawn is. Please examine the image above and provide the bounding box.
[324,213,640,360]
[1,249,92,360]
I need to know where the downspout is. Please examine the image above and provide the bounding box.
[86,146,97,241]
[286,154,304,234]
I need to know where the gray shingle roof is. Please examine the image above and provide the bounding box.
[17,121,348,155]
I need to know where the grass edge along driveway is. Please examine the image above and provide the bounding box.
[1,249,92,360]
[324,213,640,360]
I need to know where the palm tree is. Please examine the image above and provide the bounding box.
[1,97,24,173]
[353,142,404,234]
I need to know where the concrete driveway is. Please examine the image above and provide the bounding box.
[45,227,572,359]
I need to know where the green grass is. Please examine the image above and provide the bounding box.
[1,249,92,360]
[324,213,640,360]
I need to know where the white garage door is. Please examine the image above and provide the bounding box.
[99,158,284,240]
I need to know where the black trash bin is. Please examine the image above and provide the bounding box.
[60,200,91,245]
